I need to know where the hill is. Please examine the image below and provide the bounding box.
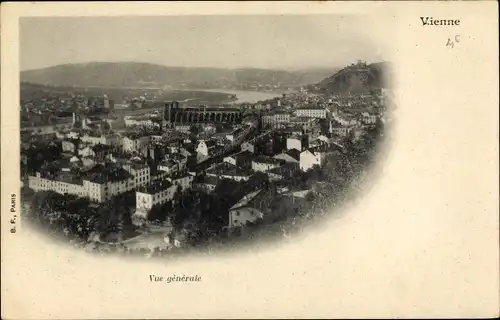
[308,61,392,94]
[20,62,337,90]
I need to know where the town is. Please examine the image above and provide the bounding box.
[20,61,393,257]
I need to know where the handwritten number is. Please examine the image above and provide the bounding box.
[446,38,454,48]
[446,35,460,48]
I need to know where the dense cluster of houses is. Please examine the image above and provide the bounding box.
[22,88,386,233]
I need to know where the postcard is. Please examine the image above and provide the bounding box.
[1,1,498,319]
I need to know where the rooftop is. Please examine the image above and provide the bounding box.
[159,159,177,168]
[230,189,262,210]
[137,180,173,194]
[229,150,254,162]
[168,153,187,161]
[253,155,284,166]
[125,161,150,170]
[285,149,301,161]
[307,144,329,154]
[56,170,84,185]
[201,175,220,186]
[200,140,217,148]
[266,162,299,175]
[229,188,273,212]
[297,106,326,110]
[83,165,132,184]
[92,144,113,153]
[206,162,254,178]
[179,106,241,113]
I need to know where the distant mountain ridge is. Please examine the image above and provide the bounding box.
[309,61,392,94]
[20,62,338,89]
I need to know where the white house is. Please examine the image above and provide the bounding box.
[82,167,135,203]
[167,174,194,192]
[286,136,303,152]
[228,189,273,228]
[62,139,79,153]
[123,162,150,188]
[361,112,377,124]
[157,160,179,175]
[299,149,326,172]
[167,153,188,171]
[134,181,177,219]
[241,141,255,153]
[196,140,217,157]
[78,146,96,158]
[29,165,137,203]
[223,150,253,169]
[295,107,327,119]
[197,176,219,192]
[273,149,300,163]
[80,134,107,146]
[28,171,86,198]
[122,135,150,153]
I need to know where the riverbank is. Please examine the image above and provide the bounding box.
[174,88,283,104]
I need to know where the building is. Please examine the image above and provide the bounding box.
[242,115,259,128]
[225,127,244,142]
[135,180,177,219]
[123,162,151,188]
[251,156,284,173]
[299,148,326,172]
[206,162,254,182]
[167,173,194,192]
[273,149,300,164]
[361,112,377,125]
[240,131,279,156]
[80,134,109,146]
[240,141,257,154]
[62,139,79,154]
[122,134,151,154]
[28,170,86,197]
[124,116,161,129]
[196,175,219,192]
[266,162,300,181]
[223,150,254,169]
[82,166,135,203]
[158,159,181,175]
[78,146,96,158]
[329,121,354,137]
[163,101,242,129]
[295,107,327,119]
[150,169,170,183]
[273,112,290,125]
[196,140,217,157]
[29,164,136,203]
[174,124,191,133]
[286,135,309,152]
[228,189,273,228]
[261,112,290,128]
[307,135,328,149]
[330,112,359,126]
[167,153,188,171]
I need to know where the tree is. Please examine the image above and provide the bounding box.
[305,191,316,202]
[189,124,200,136]
[147,203,167,222]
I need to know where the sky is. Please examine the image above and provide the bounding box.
[20,15,383,71]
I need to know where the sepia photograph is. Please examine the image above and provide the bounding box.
[19,14,393,258]
[2,2,498,319]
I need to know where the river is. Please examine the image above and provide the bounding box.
[180,88,283,104]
